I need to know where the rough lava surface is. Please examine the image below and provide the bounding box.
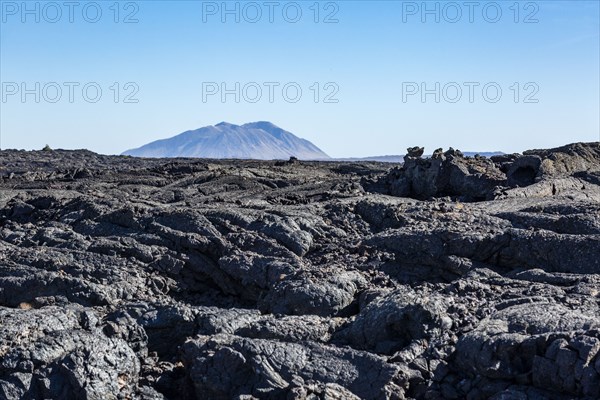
[0,142,599,400]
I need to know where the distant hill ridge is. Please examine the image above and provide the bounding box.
[123,121,330,160]
[331,152,504,163]
[123,121,504,161]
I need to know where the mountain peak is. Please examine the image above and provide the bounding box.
[215,122,239,128]
[123,122,329,160]
[243,121,279,129]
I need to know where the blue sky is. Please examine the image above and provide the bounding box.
[1,0,599,156]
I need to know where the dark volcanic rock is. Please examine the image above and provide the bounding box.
[380,147,506,201]
[181,334,405,400]
[375,142,600,202]
[456,303,600,398]
[341,288,452,355]
[0,142,599,399]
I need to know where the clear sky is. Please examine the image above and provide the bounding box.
[1,0,599,156]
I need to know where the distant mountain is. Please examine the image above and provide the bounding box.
[123,121,330,160]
